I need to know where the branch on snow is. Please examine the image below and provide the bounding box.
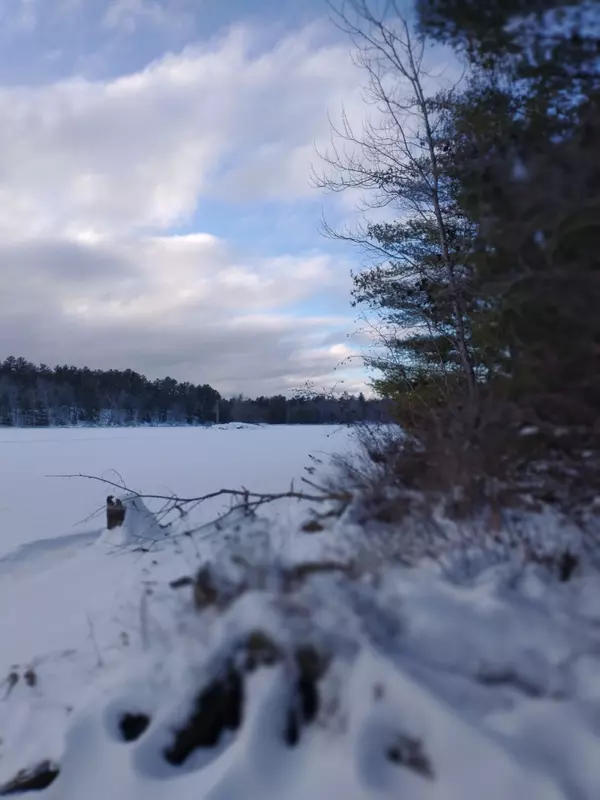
[45,472,353,536]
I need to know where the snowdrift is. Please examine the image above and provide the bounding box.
[97,494,168,549]
[0,493,599,799]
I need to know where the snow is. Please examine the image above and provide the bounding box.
[0,425,599,798]
[0,425,350,555]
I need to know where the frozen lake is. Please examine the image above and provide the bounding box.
[0,424,353,556]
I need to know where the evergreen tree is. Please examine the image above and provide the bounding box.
[316,1,478,423]
[0,357,384,427]
[418,0,600,425]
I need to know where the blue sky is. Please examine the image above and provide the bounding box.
[0,0,387,396]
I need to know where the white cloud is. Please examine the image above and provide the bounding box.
[102,0,197,33]
[0,232,364,395]
[59,233,342,320]
[0,0,38,33]
[103,0,167,31]
[0,17,374,394]
[0,23,365,238]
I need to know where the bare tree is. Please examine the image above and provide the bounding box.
[314,0,476,400]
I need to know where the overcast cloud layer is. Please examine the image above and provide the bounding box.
[0,0,378,396]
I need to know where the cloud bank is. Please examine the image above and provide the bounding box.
[0,20,368,394]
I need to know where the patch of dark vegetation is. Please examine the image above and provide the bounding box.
[164,663,244,766]
[474,668,544,698]
[0,762,60,795]
[295,645,328,720]
[520,548,581,584]
[386,734,434,780]
[119,712,151,742]
[301,519,325,533]
[163,632,330,764]
[1,666,39,697]
[23,669,37,688]
[169,575,193,590]
[242,630,282,672]
[283,708,301,747]
[559,551,579,583]
[193,565,240,611]
[284,561,354,587]
[283,644,327,747]
[3,670,19,699]
[193,565,220,608]
[191,560,355,614]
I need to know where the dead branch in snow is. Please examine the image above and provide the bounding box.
[45,472,353,537]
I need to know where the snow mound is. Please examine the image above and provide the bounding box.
[16,547,600,800]
[2,468,600,800]
[212,422,265,431]
[96,494,168,548]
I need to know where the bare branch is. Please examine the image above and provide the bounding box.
[315,0,477,401]
[46,473,352,534]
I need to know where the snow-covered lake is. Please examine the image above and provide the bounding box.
[0,422,353,683]
[0,424,352,556]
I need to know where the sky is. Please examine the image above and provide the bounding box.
[0,0,399,397]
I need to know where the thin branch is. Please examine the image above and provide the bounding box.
[316,0,477,400]
[46,472,349,507]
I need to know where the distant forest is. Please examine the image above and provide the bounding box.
[0,356,388,427]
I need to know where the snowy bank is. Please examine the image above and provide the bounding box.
[0,490,599,799]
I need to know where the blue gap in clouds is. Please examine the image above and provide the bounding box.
[170,197,361,318]
[172,197,344,255]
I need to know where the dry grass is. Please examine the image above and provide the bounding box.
[323,400,600,569]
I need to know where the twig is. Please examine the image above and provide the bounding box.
[46,472,352,550]
[46,473,350,509]
[71,504,105,528]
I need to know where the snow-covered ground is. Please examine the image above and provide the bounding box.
[0,425,599,799]
[0,425,354,790]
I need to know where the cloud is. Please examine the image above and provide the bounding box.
[103,0,168,31]
[0,232,363,395]
[0,0,38,34]
[102,0,196,34]
[0,16,376,395]
[0,23,365,238]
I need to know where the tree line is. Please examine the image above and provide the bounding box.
[0,356,388,427]
[318,0,599,509]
